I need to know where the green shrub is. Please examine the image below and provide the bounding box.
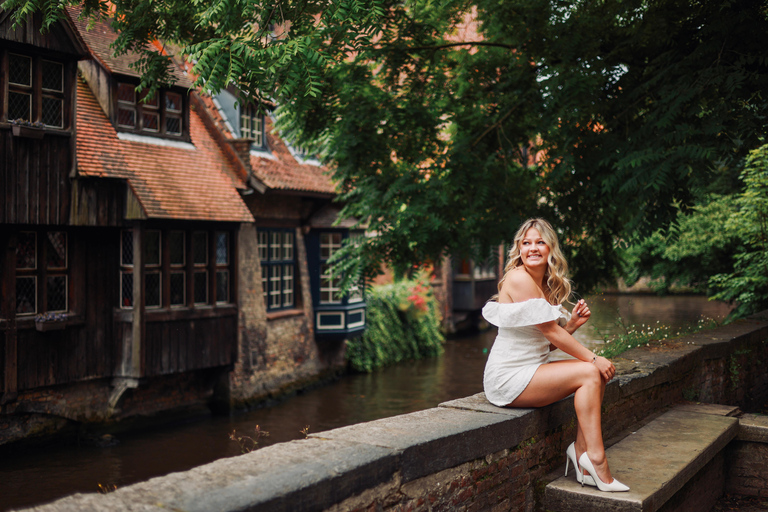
[346,275,444,372]
[710,143,768,318]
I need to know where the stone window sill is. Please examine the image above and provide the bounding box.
[266,308,305,321]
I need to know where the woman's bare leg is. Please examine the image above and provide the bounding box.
[575,364,606,477]
[510,360,614,483]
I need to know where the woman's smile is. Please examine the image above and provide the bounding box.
[520,228,550,269]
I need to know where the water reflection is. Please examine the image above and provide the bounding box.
[0,294,733,511]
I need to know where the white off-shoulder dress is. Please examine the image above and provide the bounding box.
[482,298,570,406]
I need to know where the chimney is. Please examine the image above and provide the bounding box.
[229,139,254,175]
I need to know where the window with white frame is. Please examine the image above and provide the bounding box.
[258,229,296,311]
[240,104,267,150]
[319,232,343,304]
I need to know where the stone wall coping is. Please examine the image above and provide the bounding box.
[19,437,399,512]
[737,413,768,443]
[18,313,768,512]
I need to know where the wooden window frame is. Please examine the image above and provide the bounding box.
[114,81,188,140]
[15,230,70,317]
[119,227,236,311]
[2,50,69,129]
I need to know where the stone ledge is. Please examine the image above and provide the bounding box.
[18,438,398,512]
[737,413,768,443]
[308,406,520,482]
[545,406,739,512]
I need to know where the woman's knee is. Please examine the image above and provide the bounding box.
[579,362,602,386]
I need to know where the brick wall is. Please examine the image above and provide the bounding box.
[725,441,768,498]
[320,316,768,512]
[228,225,345,410]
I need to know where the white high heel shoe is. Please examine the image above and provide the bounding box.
[578,453,630,492]
[565,443,596,486]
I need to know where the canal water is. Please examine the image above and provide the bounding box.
[0,294,733,511]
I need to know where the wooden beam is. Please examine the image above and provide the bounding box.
[1,232,18,402]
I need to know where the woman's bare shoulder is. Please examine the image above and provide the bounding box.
[500,268,544,302]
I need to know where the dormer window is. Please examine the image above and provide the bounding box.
[4,52,65,128]
[240,104,267,150]
[115,81,186,138]
[287,140,321,165]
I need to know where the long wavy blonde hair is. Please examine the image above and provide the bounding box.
[496,218,572,305]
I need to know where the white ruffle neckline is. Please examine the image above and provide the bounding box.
[482,298,568,328]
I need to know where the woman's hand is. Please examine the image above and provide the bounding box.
[566,299,591,333]
[593,355,616,382]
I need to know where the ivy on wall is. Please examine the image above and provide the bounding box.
[346,275,444,372]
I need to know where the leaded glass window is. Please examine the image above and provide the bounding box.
[4,52,67,128]
[115,82,186,137]
[119,228,234,309]
[41,60,64,128]
[15,231,69,316]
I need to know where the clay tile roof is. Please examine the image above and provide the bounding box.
[76,78,254,223]
[251,117,337,196]
[197,93,337,195]
[65,6,193,88]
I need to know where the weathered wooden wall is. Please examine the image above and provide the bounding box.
[0,132,72,225]
[143,311,237,377]
[0,332,5,393]
[0,11,82,55]
[70,178,130,227]
[13,228,119,391]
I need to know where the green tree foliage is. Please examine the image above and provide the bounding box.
[621,195,738,294]
[346,275,444,372]
[621,143,768,318]
[710,144,768,318]
[278,0,768,289]
[4,0,385,102]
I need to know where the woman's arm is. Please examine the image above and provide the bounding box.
[537,321,613,380]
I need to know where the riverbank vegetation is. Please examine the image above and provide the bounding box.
[596,317,720,360]
[620,143,768,319]
[346,275,444,372]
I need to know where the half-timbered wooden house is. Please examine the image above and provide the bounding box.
[0,8,262,445]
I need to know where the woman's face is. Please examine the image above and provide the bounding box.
[519,227,550,271]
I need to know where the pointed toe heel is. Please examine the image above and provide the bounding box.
[578,453,629,492]
[565,442,596,486]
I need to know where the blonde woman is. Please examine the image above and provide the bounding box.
[482,218,628,492]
